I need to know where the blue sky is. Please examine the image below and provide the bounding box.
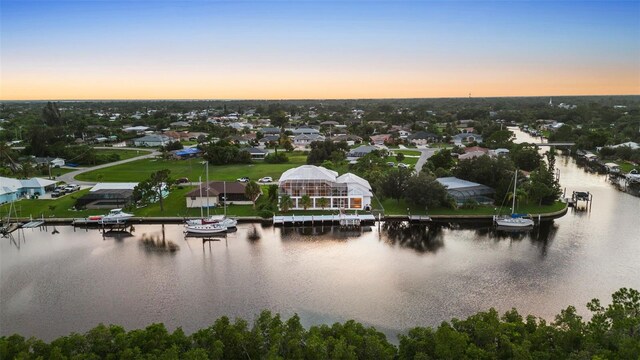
[1,0,639,99]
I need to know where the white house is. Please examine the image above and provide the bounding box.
[293,134,325,146]
[133,134,173,147]
[278,165,372,210]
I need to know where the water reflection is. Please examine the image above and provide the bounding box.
[280,225,370,240]
[381,221,445,253]
[139,225,180,253]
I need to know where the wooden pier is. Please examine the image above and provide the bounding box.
[273,214,376,227]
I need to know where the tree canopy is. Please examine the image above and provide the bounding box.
[2,288,637,359]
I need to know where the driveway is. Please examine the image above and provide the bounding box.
[414,147,438,174]
[57,149,160,185]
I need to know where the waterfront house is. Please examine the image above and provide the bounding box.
[185,181,255,208]
[75,182,139,209]
[278,165,372,210]
[436,177,495,205]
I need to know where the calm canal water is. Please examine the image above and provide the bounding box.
[2,130,639,341]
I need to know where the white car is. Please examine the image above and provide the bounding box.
[259,177,273,183]
[398,163,409,169]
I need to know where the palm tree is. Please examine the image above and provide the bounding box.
[300,194,312,210]
[317,197,329,210]
[244,181,261,209]
[279,194,294,213]
[507,188,529,210]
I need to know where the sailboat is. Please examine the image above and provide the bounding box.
[185,162,232,234]
[494,170,535,228]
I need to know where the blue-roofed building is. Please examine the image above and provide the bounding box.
[173,147,201,159]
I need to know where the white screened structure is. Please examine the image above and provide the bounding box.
[278,165,373,210]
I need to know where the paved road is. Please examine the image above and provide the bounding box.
[58,148,159,186]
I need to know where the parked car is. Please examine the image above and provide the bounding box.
[258,177,273,183]
[176,177,190,184]
[398,163,409,169]
[51,191,62,198]
[386,162,395,167]
[237,177,250,183]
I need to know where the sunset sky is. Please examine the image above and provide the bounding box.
[1,0,639,100]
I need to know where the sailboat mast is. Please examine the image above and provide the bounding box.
[223,181,227,217]
[199,176,203,218]
[512,170,517,214]
[205,161,210,217]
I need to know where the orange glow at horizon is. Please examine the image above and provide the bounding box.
[1,64,639,100]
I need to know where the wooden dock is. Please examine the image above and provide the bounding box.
[273,214,376,227]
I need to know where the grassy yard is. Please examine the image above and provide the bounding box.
[617,162,638,173]
[0,189,106,219]
[380,198,567,216]
[95,148,150,161]
[76,154,308,182]
[391,149,422,156]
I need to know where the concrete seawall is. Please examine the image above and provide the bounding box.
[11,205,568,226]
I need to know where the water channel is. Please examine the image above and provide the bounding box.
[1,129,639,341]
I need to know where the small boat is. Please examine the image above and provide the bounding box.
[185,223,227,234]
[626,169,640,184]
[494,170,535,228]
[100,209,134,224]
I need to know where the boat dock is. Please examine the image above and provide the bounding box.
[273,214,376,227]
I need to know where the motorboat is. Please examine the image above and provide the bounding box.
[626,169,640,184]
[185,215,237,228]
[100,209,134,224]
[494,171,535,228]
[185,223,227,234]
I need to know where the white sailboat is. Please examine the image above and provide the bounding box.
[494,170,535,228]
[185,162,231,234]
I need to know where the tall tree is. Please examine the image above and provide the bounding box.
[244,181,261,209]
[378,167,412,203]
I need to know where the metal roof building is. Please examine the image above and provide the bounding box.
[436,177,495,205]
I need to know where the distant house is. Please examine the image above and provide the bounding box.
[133,134,173,147]
[170,121,191,128]
[292,127,320,135]
[0,177,57,203]
[608,142,639,150]
[452,133,483,145]
[458,151,488,160]
[229,135,253,146]
[436,177,495,205]
[370,134,392,145]
[185,181,256,208]
[172,147,201,159]
[243,147,269,160]
[33,157,65,168]
[331,134,362,146]
[463,146,489,154]
[258,135,281,148]
[408,131,439,145]
[75,182,139,209]
[123,126,150,133]
[261,127,281,135]
[347,145,379,158]
[293,134,325,146]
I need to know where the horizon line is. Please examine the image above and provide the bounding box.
[2,94,640,103]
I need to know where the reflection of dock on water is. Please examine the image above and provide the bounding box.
[273,214,376,228]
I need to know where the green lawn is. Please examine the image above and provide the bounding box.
[384,156,418,166]
[391,149,422,156]
[380,198,567,216]
[95,148,150,161]
[76,155,308,182]
[617,162,638,173]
